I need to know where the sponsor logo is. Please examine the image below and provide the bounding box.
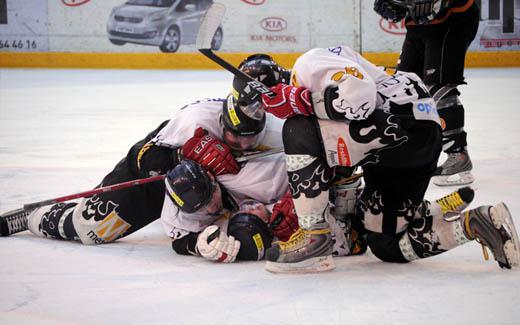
[241,0,266,5]
[379,18,406,35]
[253,233,264,250]
[261,17,287,32]
[88,210,131,243]
[250,35,296,43]
[337,137,352,166]
[62,0,91,6]
[170,191,185,207]
[227,96,241,126]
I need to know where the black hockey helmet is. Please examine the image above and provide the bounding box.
[165,160,215,214]
[221,93,266,137]
[232,53,291,104]
[227,212,273,261]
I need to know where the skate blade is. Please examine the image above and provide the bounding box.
[432,171,475,187]
[265,255,335,274]
[490,203,520,268]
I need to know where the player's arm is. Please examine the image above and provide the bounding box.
[261,65,377,121]
[171,232,199,256]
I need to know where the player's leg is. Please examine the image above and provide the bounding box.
[27,121,172,244]
[423,8,480,186]
[367,185,519,268]
[265,116,336,273]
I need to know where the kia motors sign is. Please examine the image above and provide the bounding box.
[379,18,406,36]
[261,17,287,32]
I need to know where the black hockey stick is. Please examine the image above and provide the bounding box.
[196,2,275,99]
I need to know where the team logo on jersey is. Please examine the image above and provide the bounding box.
[337,137,352,166]
[331,67,364,82]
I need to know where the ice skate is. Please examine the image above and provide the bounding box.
[435,186,475,220]
[265,221,335,273]
[465,203,520,269]
[432,150,474,186]
[0,208,30,236]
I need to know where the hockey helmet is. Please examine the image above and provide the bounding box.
[227,212,274,261]
[221,93,266,137]
[232,53,291,104]
[165,160,215,214]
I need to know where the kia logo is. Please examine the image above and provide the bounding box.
[241,0,266,5]
[62,0,91,6]
[261,17,287,32]
[379,18,406,35]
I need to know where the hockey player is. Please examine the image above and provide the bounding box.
[0,54,290,244]
[373,0,480,186]
[259,45,519,273]
[161,159,365,263]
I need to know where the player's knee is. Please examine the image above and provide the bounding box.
[366,232,410,263]
[282,116,323,156]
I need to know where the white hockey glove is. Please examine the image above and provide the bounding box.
[196,225,241,263]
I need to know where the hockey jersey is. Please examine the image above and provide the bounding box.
[292,45,440,126]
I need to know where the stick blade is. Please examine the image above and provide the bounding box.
[196,2,226,49]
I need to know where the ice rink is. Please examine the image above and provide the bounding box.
[1,67,519,324]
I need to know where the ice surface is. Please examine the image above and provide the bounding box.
[1,68,519,325]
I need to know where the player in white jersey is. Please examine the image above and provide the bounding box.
[161,159,366,263]
[0,54,288,244]
[258,45,519,272]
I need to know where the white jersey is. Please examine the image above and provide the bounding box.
[150,98,284,149]
[158,99,288,240]
[292,46,440,125]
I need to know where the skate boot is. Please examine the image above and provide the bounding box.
[435,186,475,220]
[464,203,520,269]
[0,208,31,236]
[432,150,474,186]
[265,221,335,273]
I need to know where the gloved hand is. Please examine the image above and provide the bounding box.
[268,190,299,241]
[374,0,408,22]
[182,127,240,176]
[196,225,241,263]
[261,84,314,119]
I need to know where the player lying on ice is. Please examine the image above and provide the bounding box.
[0,54,289,244]
[253,45,520,273]
[161,159,367,262]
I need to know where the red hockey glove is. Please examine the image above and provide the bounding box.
[269,190,299,241]
[182,127,240,176]
[261,84,314,119]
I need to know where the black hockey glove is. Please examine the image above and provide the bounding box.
[374,0,408,22]
[408,0,443,25]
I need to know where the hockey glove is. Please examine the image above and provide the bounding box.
[196,225,241,263]
[269,190,299,241]
[261,84,314,119]
[408,0,439,25]
[374,0,408,22]
[182,127,240,176]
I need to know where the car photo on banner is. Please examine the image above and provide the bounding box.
[107,0,223,53]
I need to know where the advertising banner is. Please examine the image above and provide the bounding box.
[0,0,49,52]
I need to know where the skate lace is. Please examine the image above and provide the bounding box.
[278,228,305,250]
[436,191,465,215]
[6,210,30,234]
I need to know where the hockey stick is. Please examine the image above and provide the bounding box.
[0,147,284,219]
[196,2,275,99]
